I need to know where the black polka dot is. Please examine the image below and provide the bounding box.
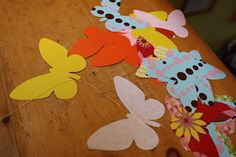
[97,10,104,14]
[198,63,203,67]
[170,77,178,85]
[115,18,122,23]
[177,72,187,80]
[117,2,121,6]
[185,106,192,112]
[234,103,236,106]
[124,22,130,26]
[191,100,198,108]
[193,65,199,70]
[91,7,96,11]
[109,0,116,2]
[163,61,167,64]
[131,26,136,29]
[209,101,214,106]
[200,59,207,64]
[186,68,193,75]
[199,93,207,100]
[105,14,114,19]
[195,85,199,92]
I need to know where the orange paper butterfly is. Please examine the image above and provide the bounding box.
[70,26,140,67]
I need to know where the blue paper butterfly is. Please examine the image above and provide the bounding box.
[91,0,148,32]
[142,49,226,112]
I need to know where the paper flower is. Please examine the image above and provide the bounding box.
[166,96,236,157]
[170,107,207,142]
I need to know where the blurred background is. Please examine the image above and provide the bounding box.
[169,0,236,76]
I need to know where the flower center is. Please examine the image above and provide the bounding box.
[183,118,189,123]
[141,39,147,43]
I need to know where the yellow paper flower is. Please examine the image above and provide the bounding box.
[170,108,207,142]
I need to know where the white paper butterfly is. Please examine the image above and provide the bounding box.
[87,76,165,151]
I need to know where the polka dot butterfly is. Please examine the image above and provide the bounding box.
[140,49,226,112]
[91,0,149,32]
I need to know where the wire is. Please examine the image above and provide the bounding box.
[1,79,125,122]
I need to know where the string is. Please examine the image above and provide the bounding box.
[1,79,125,122]
[77,80,125,111]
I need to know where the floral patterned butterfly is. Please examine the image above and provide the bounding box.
[140,49,226,112]
[91,0,149,32]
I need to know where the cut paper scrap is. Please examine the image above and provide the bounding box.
[136,57,157,78]
[165,96,236,157]
[142,49,226,112]
[70,26,140,67]
[10,38,86,100]
[91,0,150,32]
[133,10,188,38]
[214,95,236,105]
[215,129,236,157]
[87,76,165,151]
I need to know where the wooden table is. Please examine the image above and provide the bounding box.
[0,0,235,156]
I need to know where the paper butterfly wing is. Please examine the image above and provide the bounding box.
[10,74,78,100]
[133,10,163,27]
[105,17,126,32]
[39,38,67,68]
[10,73,56,100]
[133,10,167,22]
[87,119,133,151]
[189,51,226,80]
[91,6,108,18]
[70,27,105,58]
[87,116,159,151]
[65,54,86,72]
[114,76,165,121]
[167,10,188,37]
[90,44,126,66]
[132,117,159,150]
[168,10,186,26]
[54,78,77,99]
[89,32,136,66]
[101,0,121,12]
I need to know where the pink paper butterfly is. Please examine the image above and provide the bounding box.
[134,9,188,38]
[87,76,165,151]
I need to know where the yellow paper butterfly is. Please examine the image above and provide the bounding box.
[10,38,86,100]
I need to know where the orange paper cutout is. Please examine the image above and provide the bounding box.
[70,26,139,67]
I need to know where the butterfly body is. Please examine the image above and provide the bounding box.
[91,0,149,32]
[10,38,86,100]
[142,49,226,112]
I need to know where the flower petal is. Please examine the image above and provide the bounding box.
[176,126,184,137]
[193,125,207,135]
[194,120,207,126]
[192,113,203,119]
[171,122,180,130]
[171,116,179,122]
[190,128,200,141]
[184,128,191,141]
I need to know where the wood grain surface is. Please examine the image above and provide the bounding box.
[0,0,235,157]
